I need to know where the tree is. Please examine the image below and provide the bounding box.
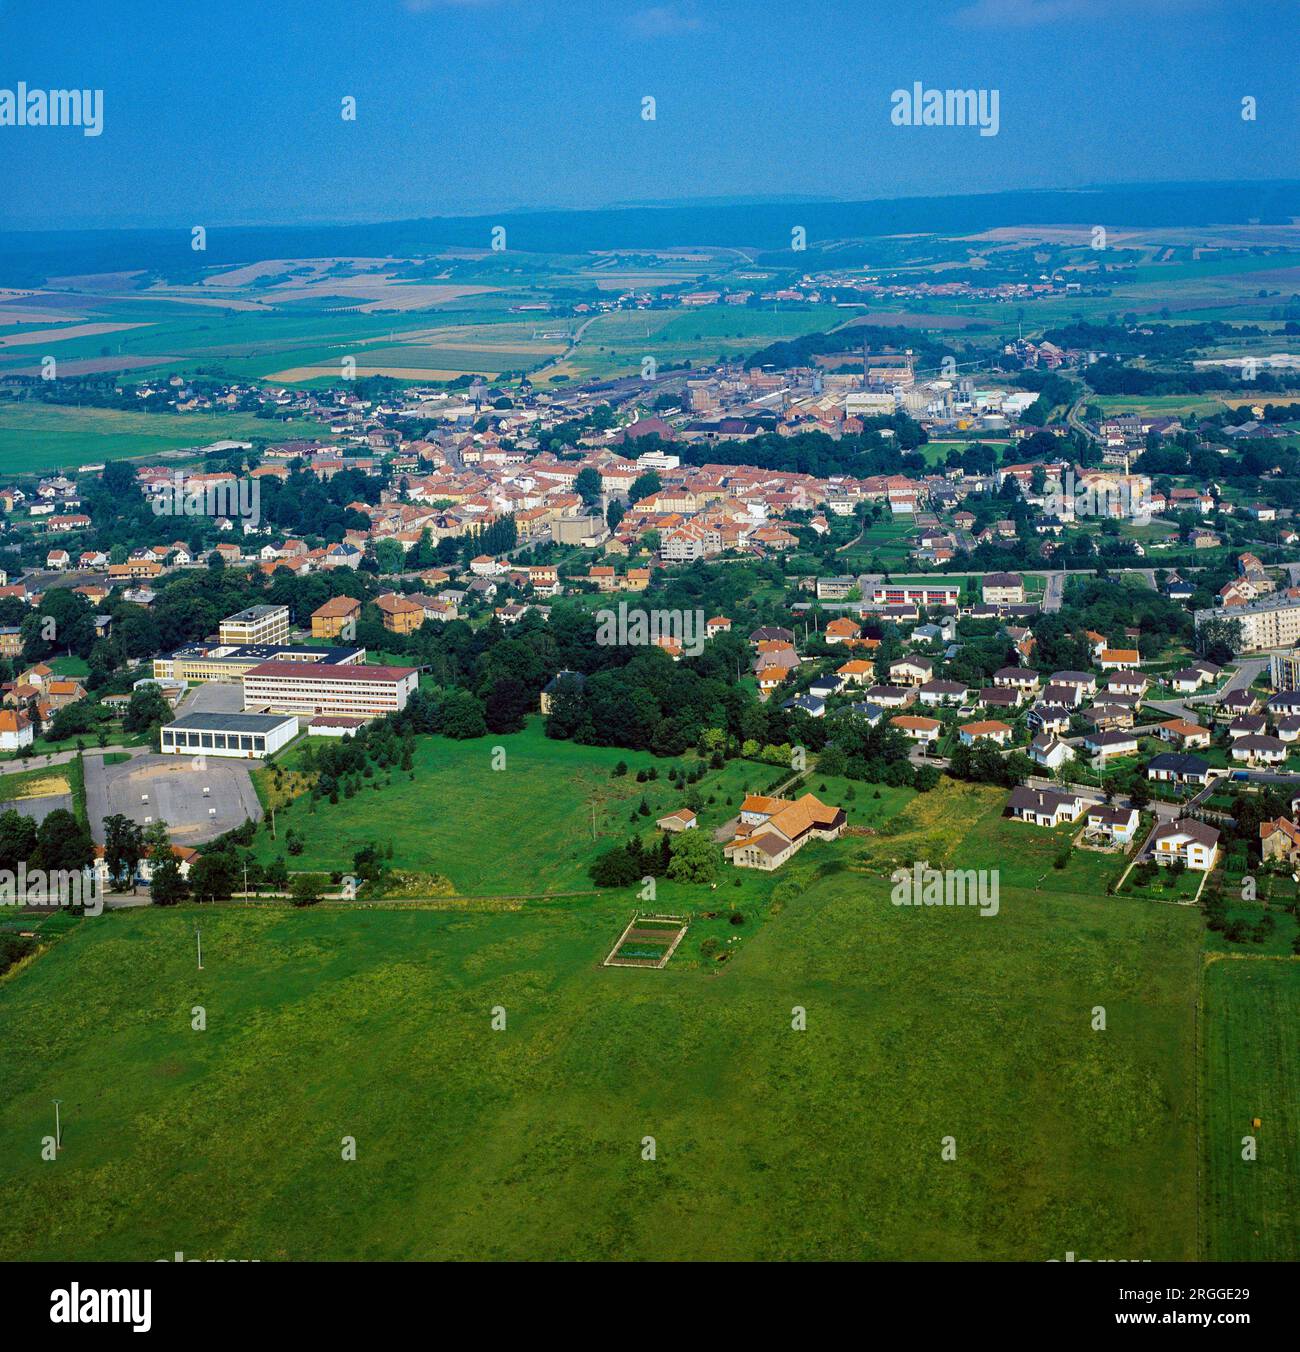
[374,538,405,575]
[484,676,531,734]
[290,874,322,908]
[32,809,94,874]
[48,698,101,742]
[629,470,662,504]
[439,689,488,739]
[0,809,37,873]
[574,466,602,507]
[145,819,188,905]
[1196,616,1242,665]
[412,528,437,570]
[123,684,171,734]
[188,851,236,902]
[666,828,722,884]
[103,813,145,890]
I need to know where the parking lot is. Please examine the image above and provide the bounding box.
[176,682,246,716]
[85,752,262,845]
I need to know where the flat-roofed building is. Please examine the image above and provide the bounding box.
[243,661,419,718]
[219,604,290,646]
[869,581,960,610]
[153,642,365,684]
[817,575,857,601]
[1196,594,1300,654]
[160,711,298,760]
[1270,651,1300,691]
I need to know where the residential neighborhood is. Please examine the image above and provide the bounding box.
[0,0,1294,1288]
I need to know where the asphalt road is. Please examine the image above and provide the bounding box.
[1042,571,1065,612]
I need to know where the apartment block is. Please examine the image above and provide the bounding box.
[1196,594,1300,653]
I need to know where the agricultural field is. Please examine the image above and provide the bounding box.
[836,516,917,569]
[266,317,573,384]
[1200,958,1300,1261]
[527,303,847,386]
[1093,394,1227,419]
[0,295,851,390]
[0,291,530,385]
[0,775,1213,1261]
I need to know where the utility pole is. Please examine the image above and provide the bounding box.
[52,1099,62,1151]
[195,926,203,971]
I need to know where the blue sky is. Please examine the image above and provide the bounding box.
[0,0,1297,230]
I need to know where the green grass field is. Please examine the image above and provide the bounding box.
[252,720,811,895]
[0,772,1225,1261]
[1200,958,1300,1261]
[0,403,331,474]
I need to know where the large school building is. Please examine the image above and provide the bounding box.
[242,661,419,719]
[153,642,365,683]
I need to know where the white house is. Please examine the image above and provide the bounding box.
[862,684,914,708]
[888,655,933,687]
[1099,647,1141,671]
[1084,730,1139,761]
[890,714,942,744]
[1151,819,1220,871]
[1230,734,1287,765]
[0,708,34,752]
[917,679,968,706]
[1029,732,1072,771]
[1006,786,1085,827]
[90,843,199,890]
[1085,803,1139,844]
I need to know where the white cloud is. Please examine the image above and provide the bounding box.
[954,0,1213,26]
[626,5,705,38]
[401,0,502,12]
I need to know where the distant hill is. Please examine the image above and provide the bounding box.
[2,180,1297,289]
